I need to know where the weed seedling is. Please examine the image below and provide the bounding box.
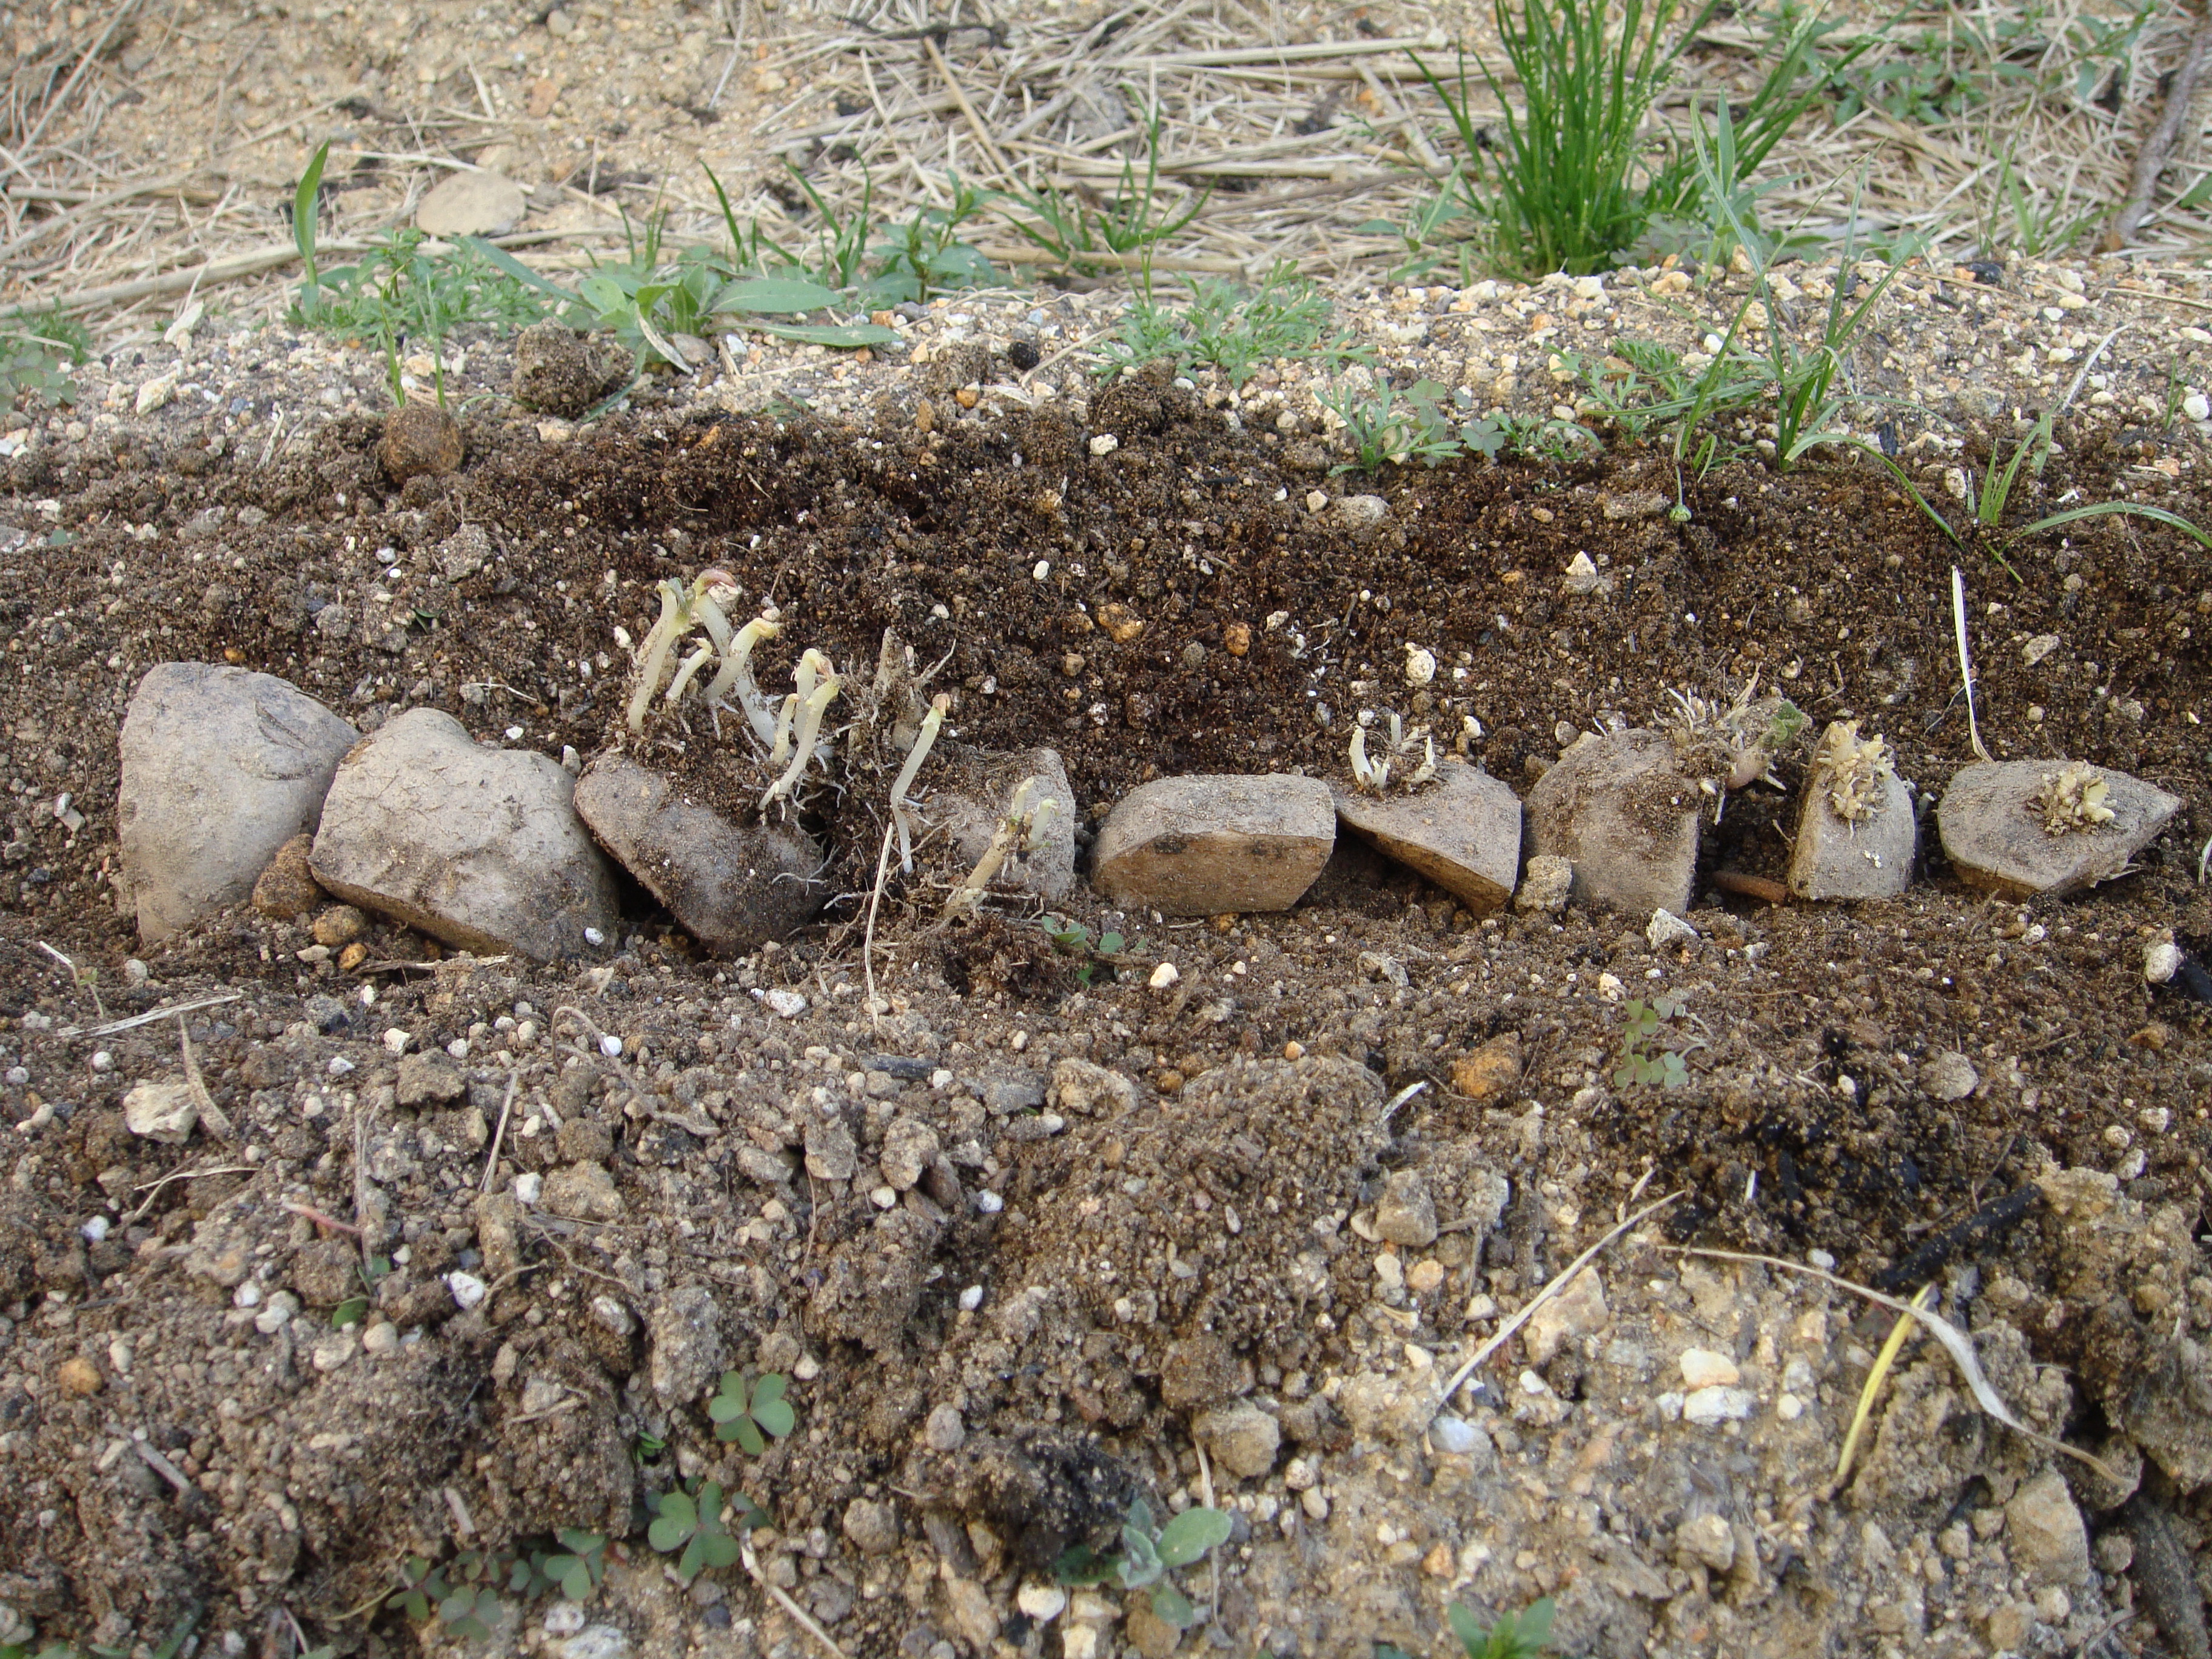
[1449,1597,1557,1658]
[0,311,88,420]
[708,1370,797,1453]
[648,1480,764,1583]
[389,1552,504,1641]
[1103,265,1361,386]
[1056,1498,1232,1630]
[1007,104,1207,274]
[537,1530,610,1601]
[1614,997,1696,1090]
[1322,378,1464,471]
[1041,916,1133,985]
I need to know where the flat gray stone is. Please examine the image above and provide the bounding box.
[415,169,528,237]
[1093,773,1334,915]
[927,746,1078,902]
[118,663,358,943]
[1524,729,1701,916]
[1937,759,2181,898]
[1789,725,1916,900]
[573,754,823,953]
[309,708,619,960]
[1333,759,1521,914]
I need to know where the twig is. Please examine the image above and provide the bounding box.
[2106,0,2212,249]
[17,0,144,154]
[1441,1190,1684,1402]
[923,35,1014,183]
[480,1069,519,1195]
[122,1163,254,1224]
[284,1200,363,1236]
[741,1536,850,1659]
[863,818,896,1028]
[133,1435,197,1497]
[55,990,241,1039]
[1667,1247,2118,1483]
[177,1014,236,1140]
[36,940,104,1020]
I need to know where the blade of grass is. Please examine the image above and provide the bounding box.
[1833,1284,1934,1491]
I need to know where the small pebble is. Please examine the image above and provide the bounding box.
[1429,1413,1479,1454]
[598,1034,623,1057]
[1016,1584,1067,1623]
[514,1172,543,1205]
[327,1056,355,1076]
[446,1270,489,1311]
[383,1029,411,1054]
[583,926,606,947]
[976,1190,1004,1214]
[958,1284,984,1311]
[2145,939,2184,984]
[1089,434,1119,457]
[924,1403,967,1452]
[90,1051,113,1073]
[1148,961,1179,989]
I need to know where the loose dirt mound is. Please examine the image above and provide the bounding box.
[1,381,2210,1655]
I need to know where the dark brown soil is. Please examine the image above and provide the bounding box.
[3,377,2210,1652]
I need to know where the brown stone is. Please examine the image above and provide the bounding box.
[1450,1032,1523,1102]
[1333,759,1522,915]
[55,1355,102,1396]
[311,904,367,947]
[1938,759,2182,898]
[251,833,323,919]
[1523,729,1701,916]
[377,402,464,485]
[1093,774,1333,916]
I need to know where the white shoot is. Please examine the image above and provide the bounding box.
[762,673,843,808]
[890,694,950,874]
[625,579,694,732]
[665,643,716,708]
[705,614,781,743]
[1409,736,1437,786]
[945,776,1056,916]
[1349,726,1378,791]
[768,694,799,768]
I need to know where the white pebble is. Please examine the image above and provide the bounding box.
[504,725,525,741]
[80,1215,111,1244]
[1808,1248,1836,1270]
[514,1171,542,1205]
[1148,961,1180,989]
[90,1051,113,1073]
[327,1056,355,1076]
[1682,1385,1754,1425]
[2145,939,2184,984]
[2187,391,2210,423]
[445,1270,489,1311]
[4,1066,25,1086]
[1017,1584,1067,1623]
[233,1281,263,1309]
[1428,1413,1479,1454]
[976,1190,1004,1214]
[1089,433,1119,457]
[583,927,606,947]
[870,1185,897,1210]
[1033,560,1051,580]
[598,1034,623,1057]
[958,1284,984,1311]
[760,988,807,1019]
[383,1029,411,1054]
[446,1039,469,1060]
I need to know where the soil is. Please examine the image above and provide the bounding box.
[2,302,2212,1658]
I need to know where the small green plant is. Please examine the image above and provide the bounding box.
[1056,1498,1232,1631]
[648,1480,765,1583]
[1449,1597,1556,1658]
[0,311,88,420]
[390,1552,506,1641]
[868,172,996,304]
[1614,997,1693,1090]
[1007,104,1208,275]
[537,1530,610,1601]
[708,1370,797,1453]
[1041,916,1133,985]
[1418,0,1692,277]
[1102,264,1362,385]
[1323,378,1467,471]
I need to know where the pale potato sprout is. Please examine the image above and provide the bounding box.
[704,612,782,742]
[761,659,843,809]
[1811,721,1896,825]
[2034,762,2116,836]
[1350,711,1437,795]
[890,694,951,874]
[945,776,1058,916]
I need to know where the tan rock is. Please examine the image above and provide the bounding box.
[1093,774,1333,915]
[1524,729,1701,915]
[1192,1398,1280,1479]
[1939,759,2180,897]
[1524,1267,1608,1364]
[573,754,824,954]
[2005,1469,2089,1587]
[1333,759,1522,914]
[542,1161,625,1222]
[54,1356,102,1396]
[310,709,620,960]
[251,833,324,920]
[415,168,528,236]
[1450,1031,1523,1102]
[122,1079,199,1144]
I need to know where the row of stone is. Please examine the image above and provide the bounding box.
[1092,729,2182,920]
[116,663,2182,963]
[118,662,1071,960]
